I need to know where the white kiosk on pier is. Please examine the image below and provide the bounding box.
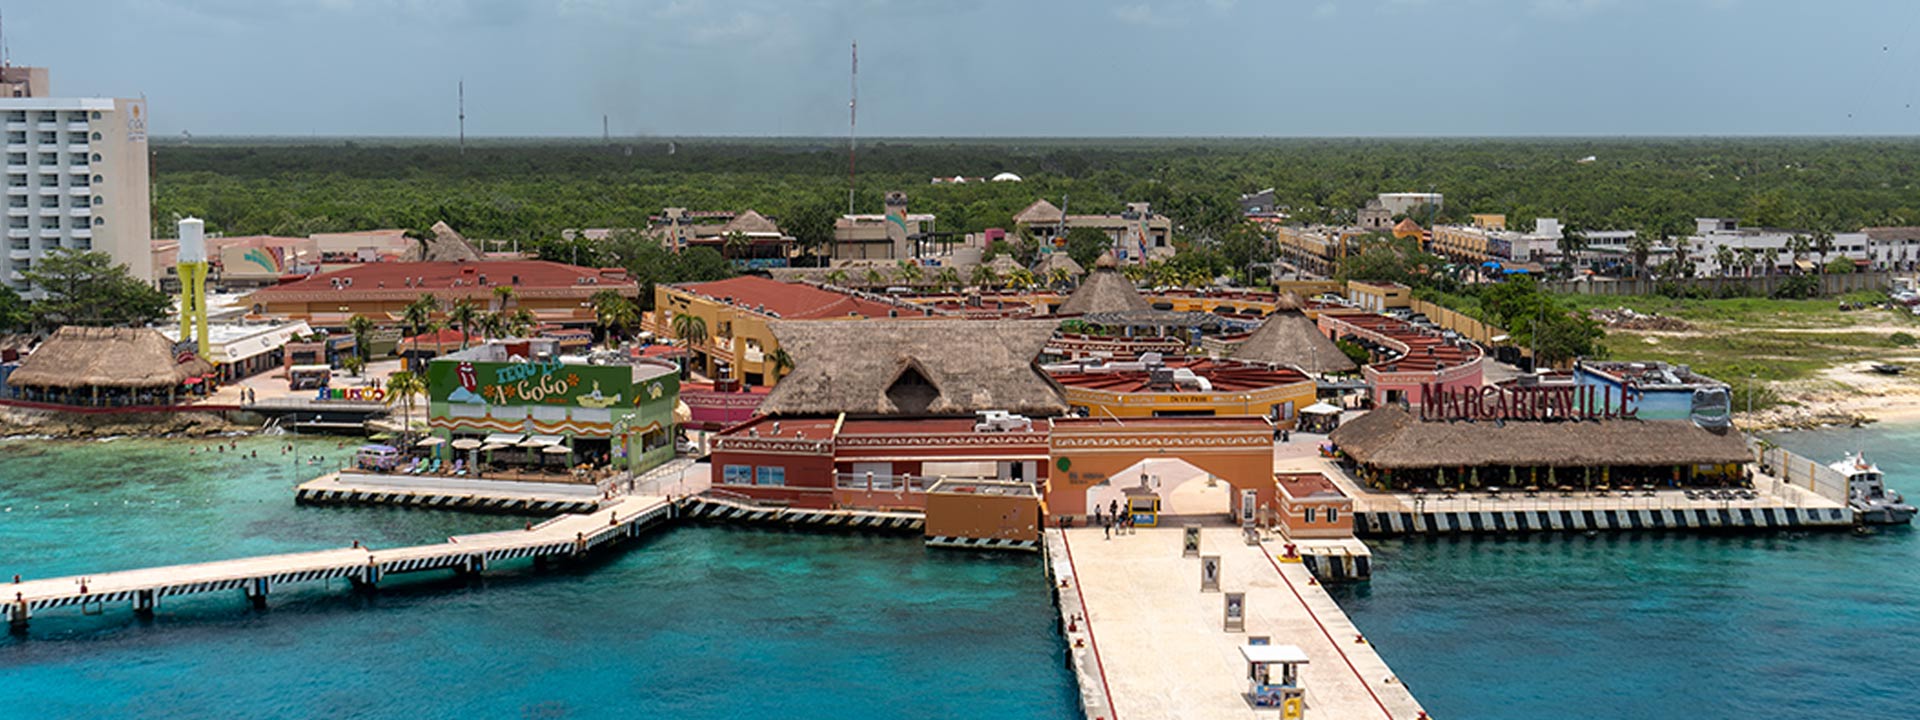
[1242,643,1310,717]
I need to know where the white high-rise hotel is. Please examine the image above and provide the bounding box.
[0,65,151,298]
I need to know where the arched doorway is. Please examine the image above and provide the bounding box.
[1047,417,1276,524]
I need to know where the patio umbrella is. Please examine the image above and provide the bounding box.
[518,438,548,448]
[541,445,573,455]
[480,442,512,451]
[450,438,482,450]
[416,437,446,447]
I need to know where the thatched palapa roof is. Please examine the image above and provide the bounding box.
[1056,256,1149,315]
[720,210,781,235]
[420,221,483,262]
[986,254,1023,276]
[7,326,213,390]
[760,320,1067,417]
[1230,311,1355,374]
[1328,406,1752,470]
[1035,253,1086,278]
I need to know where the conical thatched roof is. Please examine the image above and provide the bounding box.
[759,320,1067,417]
[421,221,483,262]
[986,254,1023,275]
[1328,406,1753,470]
[7,326,213,389]
[1056,265,1149,315]
[1014,199,1064,224]
[721,209,781,235]
[1230,311,1355,374]
[1035,253,1085,278]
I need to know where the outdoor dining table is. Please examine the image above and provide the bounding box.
[1524,485,1540,497]
[1557,485,1574,497]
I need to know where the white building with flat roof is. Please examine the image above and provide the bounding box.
[0,74,152,298]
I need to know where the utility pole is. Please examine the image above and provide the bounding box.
[458,80,466,156]
[848,41,858,216]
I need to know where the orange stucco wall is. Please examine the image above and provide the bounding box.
[1045,417,1276,520]
[924,491,1040,542]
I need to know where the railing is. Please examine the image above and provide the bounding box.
[1757,444,1850,505]
[834,472,937,493]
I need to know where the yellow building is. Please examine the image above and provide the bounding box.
[1047,358,1317,425]
[648,276,905,387]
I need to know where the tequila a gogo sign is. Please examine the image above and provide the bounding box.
[1418,382,1638,421]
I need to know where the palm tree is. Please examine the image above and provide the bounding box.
[933,267,962,292]
[1763,246,1781,276]
[1737,247,1758,277]
[402,294,440,339]
[345,313,378,364]
[863,268,888,287]
[671,312,708,348]
[1627,235,1653,279]
[591,289,638,347]
[895,259,924,286]
[970,264,999,289]
[1781,237,1812,272]
[823,268,849,287]
[340,353,365,378]
[476,312,504,339]
[1714,245,1736,278]
[769,347,795,380]
[384,370,428,438]
[722,231,752,263]
[1007,268,1038,290]
[1047,267,1073,289]
[1556,226,1588,278]
[1812,229,1835,273]
[491,284,516,312]
[447,299,480,347]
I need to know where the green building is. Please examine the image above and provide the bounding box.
[425,339,680,475]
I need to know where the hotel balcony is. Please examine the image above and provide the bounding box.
[7,228,28,239]
[6,207,26,217]
[8,249,30,261]
[68,164,90,175]
[4,122,25,132]
[71,227,91,239]
[66,186,90,196]
[5,187,27,195]
[5,165,25,174]
[66,122,89,133]
[34,164,60,175]
[35,185,60,195]
[4,144,25,153]
[34,122,58,133]
[67,207,91,218]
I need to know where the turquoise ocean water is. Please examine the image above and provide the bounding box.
[0,437,1078,719]
[1336,421,1920,720]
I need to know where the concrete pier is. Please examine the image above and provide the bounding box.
[1058,524,1424,719]
[5,495,673,631]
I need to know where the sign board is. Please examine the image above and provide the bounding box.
[1419,381,1638,422]
[1223,592,1245,632]
[428,358,672,410]
[1201,555,1221,592]
[1183,525,1201,557]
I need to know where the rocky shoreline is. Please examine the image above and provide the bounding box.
[0,405,254,438]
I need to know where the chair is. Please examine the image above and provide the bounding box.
[452,459,467,476]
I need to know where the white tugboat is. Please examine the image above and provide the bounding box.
[1831,452,1916,526]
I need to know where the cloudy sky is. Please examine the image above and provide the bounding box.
[11,0,1920,136]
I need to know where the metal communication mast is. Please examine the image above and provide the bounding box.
[848,41,858,216]
[458,80,466,156]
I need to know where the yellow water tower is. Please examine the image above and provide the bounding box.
[177,217,210,358]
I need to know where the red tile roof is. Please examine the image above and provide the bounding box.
[244,261,636,303]
[1048,358,1310,394]
[675,276,901,319]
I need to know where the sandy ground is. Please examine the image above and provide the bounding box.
[1742,358,1920,429]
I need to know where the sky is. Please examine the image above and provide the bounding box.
[9,0,1920,137]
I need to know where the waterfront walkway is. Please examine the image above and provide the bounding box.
[1059,524,1424,719]
[7,494,672,630]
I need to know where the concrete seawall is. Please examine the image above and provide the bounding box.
[1357,505,1851,536]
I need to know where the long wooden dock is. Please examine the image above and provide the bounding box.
[6,495,674,631]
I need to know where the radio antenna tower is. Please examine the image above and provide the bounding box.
[848,41,858,215]
[458,80,466,156]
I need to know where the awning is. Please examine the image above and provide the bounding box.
[1240,644,1310,665]
[1794,259,1815,270]
[1301,402,1342,415]
[483,432,524,445]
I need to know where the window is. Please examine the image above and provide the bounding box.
[37,153,54,166]
[92,195,103,206]
[1326,508,1339,524]
[91,217,103,226]
[39,196,57,209]
[756,466,786,486]
[5,111,22,122]
[90,112,101,120]
[1303,507,1317,523]
[90,132,101,141]
[37,132,55,144]
[36,111,54,122]
[90,153,101,163]
[722,465,752,485]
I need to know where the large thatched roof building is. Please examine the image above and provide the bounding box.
[1329,406,1752,471]
[1230,311,1356,375]
[1056,255,1149,315]
[758,319,1067,417]
[7,326,214,391]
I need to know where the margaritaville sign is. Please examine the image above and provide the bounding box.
[1418,382,1638,422]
